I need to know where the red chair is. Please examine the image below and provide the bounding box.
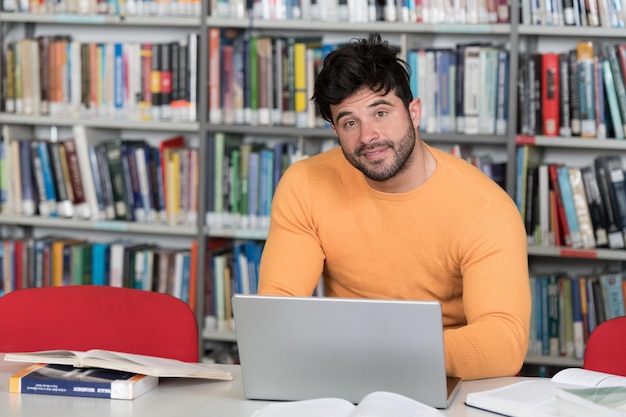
[0,285,199,362]
[583,316,626,377]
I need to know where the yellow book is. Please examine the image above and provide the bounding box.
[294,41,307,125]
[51,238,84,287]
[166,148,181,225]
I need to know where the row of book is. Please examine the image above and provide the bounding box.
[517,146,626,251]
[520,0,626,27]
[409,43,509,136]
[2,0,202,16]
[213,0,512,23]
[208,29,511,136]
[518,42,626,140]
[2,33,199,122]
[0,237,198,310]
[205,132,338,230]
[528,271,626,360]
[0,131,199,226]
[208,30,327,129]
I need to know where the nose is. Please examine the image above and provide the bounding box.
[358,120,379,144]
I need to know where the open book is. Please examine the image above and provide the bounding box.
[4,350,233,380]
[465,368,626,417]
[250,391,445,417]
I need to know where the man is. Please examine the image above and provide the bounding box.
[258,33,530,380]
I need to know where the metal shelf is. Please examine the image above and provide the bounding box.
[0,114,200,132]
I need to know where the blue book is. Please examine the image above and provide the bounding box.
[87,144,106,219]
[495,49,510,135]
[91,242,111,286]
[557,165,583,249]
[242,241,262,294]
[437,49,455,133]
[258,148,274,227]
[113,43,124,116]
[599,272,625,320]
[10,363,158,400]
[152,147,166,223]
[407,49,419,99]
[179,251,191,304]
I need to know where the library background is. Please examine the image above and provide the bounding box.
[1,0,625,377]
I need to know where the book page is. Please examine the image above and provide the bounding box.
[552,368,626,388]
[251,398,355,417]
[465,380,562,417]
[4,350,83,366]
[351,391,444,417]
[80,350,233,379]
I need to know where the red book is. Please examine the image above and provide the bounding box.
[548,163,571,247]
[541,52,560,136]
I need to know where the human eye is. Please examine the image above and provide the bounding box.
[375,109,388,118]
[342,120,357,129]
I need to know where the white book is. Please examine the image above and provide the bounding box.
[478,47,497,135]
[251,391,444,417]
[463,45,482,135]
[466,368,626,417]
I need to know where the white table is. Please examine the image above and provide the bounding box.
[0,358,532,416]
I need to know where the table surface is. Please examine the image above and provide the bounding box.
[0,358,534,417]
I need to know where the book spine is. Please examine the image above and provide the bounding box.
[568,49,582,136]
[94,144,116,220]
[160,42,172,120]
[580,165,609,248]
[594,156,626,249]
[208,27,222,124]
[558,52,572,137]
[104,141,130,221]
[139,43,153,121]
[35,141,58,217]
[62,139,90,219]
[18,140,36,216]
[541,52,560,136]
[48,141,74,218]
[495,49,509,136]
[557,165,583,249]
[150,43,162,121]
[463,45,481,135]
[600,58,625,139]
[568,167,596,249]
[599,272,626,320]
[577,41,596,138]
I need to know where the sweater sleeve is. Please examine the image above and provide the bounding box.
[443,199,531,380]
[258,163,325,296]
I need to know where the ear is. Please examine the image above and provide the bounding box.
[409,98,422,128]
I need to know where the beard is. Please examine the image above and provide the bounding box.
[342,124,417,182]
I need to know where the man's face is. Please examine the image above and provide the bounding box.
[330,88,419,183]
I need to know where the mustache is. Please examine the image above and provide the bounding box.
[355,141,394,155]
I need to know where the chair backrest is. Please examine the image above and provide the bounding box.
[0,285,199,362]
[583,316,626,377]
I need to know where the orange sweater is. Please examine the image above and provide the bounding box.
[259,144,530,380]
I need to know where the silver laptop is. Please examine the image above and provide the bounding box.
[231,294,461,408]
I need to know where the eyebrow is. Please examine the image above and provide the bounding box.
[334,98,394,124]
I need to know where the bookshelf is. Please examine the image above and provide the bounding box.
[2,0,626,369]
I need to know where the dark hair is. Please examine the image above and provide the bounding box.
[312,33,413,124]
